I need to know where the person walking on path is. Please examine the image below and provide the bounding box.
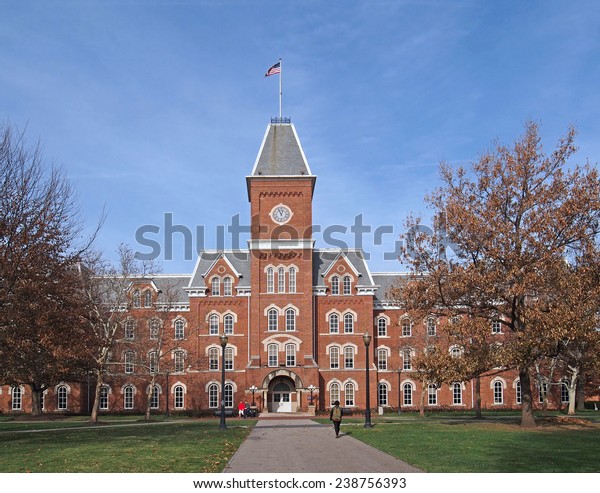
[238,401,245,418]
[329,400,343,437]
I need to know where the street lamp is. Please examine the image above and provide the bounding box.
[165,370,170,418]
[219,333,229,430]
[363,332,373,428]
[249,385,258,406]
[307,384,316,405]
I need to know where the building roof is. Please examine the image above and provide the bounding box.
[250,123,313,177]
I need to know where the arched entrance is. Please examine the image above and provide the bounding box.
[261,369,303,413]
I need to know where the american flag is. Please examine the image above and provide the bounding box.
[265,61,281,77]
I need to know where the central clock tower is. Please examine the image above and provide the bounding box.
[245,121,317,374]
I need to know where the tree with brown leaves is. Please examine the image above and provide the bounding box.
[397,121,599,427]
[0,123,97,415]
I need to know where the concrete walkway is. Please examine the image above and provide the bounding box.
[224,418,423,473]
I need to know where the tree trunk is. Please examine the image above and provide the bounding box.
[576,374,586,411]
[474,376,482,419]
[90,369,104,423]
[519,369,537,428]
[30,383,44,416]
[145,374,158,421]
[567,368,579,415]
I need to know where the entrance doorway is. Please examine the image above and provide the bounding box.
[269,379,294,413]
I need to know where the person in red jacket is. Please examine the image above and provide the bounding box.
[238,401,245,418]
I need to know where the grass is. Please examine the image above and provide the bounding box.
[319,413,600,473]
[0,417,255,473]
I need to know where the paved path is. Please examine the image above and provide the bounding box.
[224,418,423,473]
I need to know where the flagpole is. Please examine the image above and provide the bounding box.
[279,58,282,119]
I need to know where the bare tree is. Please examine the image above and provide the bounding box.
[81,244,158,422]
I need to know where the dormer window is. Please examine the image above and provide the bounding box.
[343,276,352,295]
[143,290,152,308]
[223,277,233,296]
[212,277,221,296]
[331,276,339,295]
[132,289,141,308]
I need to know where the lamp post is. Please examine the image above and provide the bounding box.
[249,385,258,406]
[165,370,170,418]
[363,332,373,428]
[219,333,229,430]
[397,368,402,415]
[307,384,316,405]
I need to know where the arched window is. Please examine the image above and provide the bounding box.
[99,385,110,410]
[343,276,352,295]
[402,348,412,370]
[132,289,141,308]
[149,351,158,374]
[344,382,355,407]
[225,347,234,370]
[208,383,219,408]
[401,318,412,337]
[57,385,68,410]
[377,317,387,337]
[209,314,219,335]
[378,383,388,407]
[329,313,339,334]
[174,351,185,373]
[224,314,234,335]
[286,344,296,367]
[124,351,135,374]
[266,268,274,293]
[426,317,437,337]
[223,277,233,296]
[493,381,503,404]
[150,385,160,409]
[331,276,339,295]
[344,313,354,334]
[377,348,388,370]
[330,382,340,406]
[452,383,462,405]
[289,267,297,293]
[330,346,340,369]
[124,319,135,340]
[268,344,278,367]
[403,382,413,406]
[427,384,438,405]
[174,318,185,340]
[278,267,286,293]
[224,383,233,408]
[174,385,185,409]
[124,385,135,410]
[268,308,278,331]
[209,348,219,370]
[143,290,152,308]
[285,308,296,331]
[450,346,462,358]
[11,386,22,410]
[149,319,161,340]
[211,277,221,296]
[344,346,354,369]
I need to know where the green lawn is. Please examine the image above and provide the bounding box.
[328,414,600,473]
[0,417,255,473]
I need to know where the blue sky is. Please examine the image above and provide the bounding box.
[2,0,599,274]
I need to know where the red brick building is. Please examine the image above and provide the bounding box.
[0,121,572,415]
